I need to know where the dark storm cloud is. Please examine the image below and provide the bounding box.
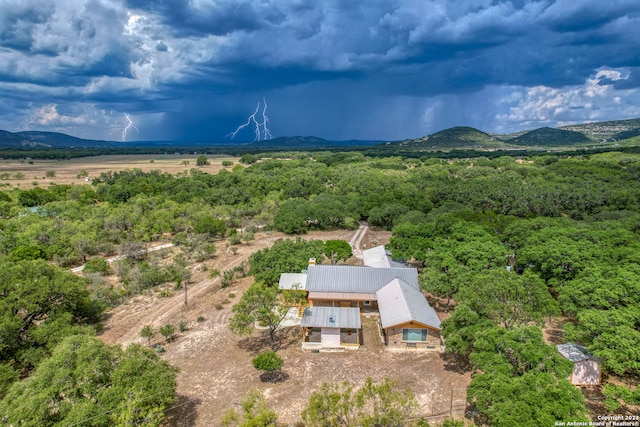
[0,1,54,50]
[1,0,640,140]
[125,0,270,36]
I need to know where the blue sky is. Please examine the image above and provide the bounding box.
[1,0,640,142]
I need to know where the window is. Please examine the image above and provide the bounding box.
[364,300,371,306]
[402,328,427,342]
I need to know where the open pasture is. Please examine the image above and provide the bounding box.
[0,154,238,187]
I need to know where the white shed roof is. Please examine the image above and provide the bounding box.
[362,245,408,269]
[376,279,441,330]
[301,307,361,329]
[557,344,599,362]
[278,273,307,290]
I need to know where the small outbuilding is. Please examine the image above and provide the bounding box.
[557,343,601,386]
[301,306,361,350]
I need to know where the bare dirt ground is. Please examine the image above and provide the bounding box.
[0,154,238,188]
[98,228,471,426]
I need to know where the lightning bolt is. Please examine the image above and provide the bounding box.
[227,99,273,141]
[122,113,139,141]
[227,103,260,140]
[260,97,273,140]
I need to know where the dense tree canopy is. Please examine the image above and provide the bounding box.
[0,260,100,373]
[4,149,640,421]
[0,335,178,426]
[248,238,325,286]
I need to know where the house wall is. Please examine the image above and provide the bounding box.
[321,327,341,347]
[385,321,442,350]
[310,299,378,310]
[571,359,601,385]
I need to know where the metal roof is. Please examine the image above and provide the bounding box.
[557,344,599,362]
[376,279,441,330]
[278,273,307,290]
[362,245,408,269]
[301,306,361,329]
[305,265,419,294]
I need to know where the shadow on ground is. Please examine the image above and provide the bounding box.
[238,327,300,355]
[165,395,201,427]
[440,351,471,374]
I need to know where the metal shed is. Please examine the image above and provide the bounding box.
[557,343,601,386]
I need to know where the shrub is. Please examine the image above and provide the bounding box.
[252,350,284,373]
[159,324,175,342]
[140,325,156,345]
[83,258,111,275]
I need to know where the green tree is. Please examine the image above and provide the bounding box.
[221,389,278,427]
[0,259,100,370]
[252,350,284,382]
[0,335,178,426]
[7,245,47,261]
[468,326,572,378]
[229,282,289,350]
[248,238,324,286]
[564,307,640,375]
[83,258,112,275]
[324,240,352,264]
[467,370,588,427]
[159,324,176,343]
[140,325,156,346]
[0,364,18,400]
[302,378,419,427]
[196,155,210,166]
[193,216,226,237]
[457,269,559,329]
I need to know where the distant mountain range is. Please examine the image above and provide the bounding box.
[2,117,640,151]
[389,118,640,150]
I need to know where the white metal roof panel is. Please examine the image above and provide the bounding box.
[305,265,418,294]
[301,306,361,329]
[278,273,307,290]
[376,279,441,330]
[362,245,408,269]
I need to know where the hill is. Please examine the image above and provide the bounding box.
[508,127,591,147]
[391,126,509,149]
[560,118,640,142]
[0,130,114,148]
[2,117,640,153]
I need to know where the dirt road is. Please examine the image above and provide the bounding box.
[98,227,470,426]
[349,221,369,261]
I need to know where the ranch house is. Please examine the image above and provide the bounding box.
[278,245,442,351]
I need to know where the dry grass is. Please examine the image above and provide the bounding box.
[0,154,239,188]
[98,229,471,426]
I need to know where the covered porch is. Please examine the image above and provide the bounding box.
[301,307,361,350]
[307,291,378,312]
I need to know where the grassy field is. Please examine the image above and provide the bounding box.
[0,154,238,188]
